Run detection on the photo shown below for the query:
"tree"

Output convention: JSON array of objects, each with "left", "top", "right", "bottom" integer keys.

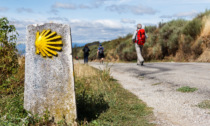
[{"left": 0, "top": 17, "right": 19, "bottom": 85}]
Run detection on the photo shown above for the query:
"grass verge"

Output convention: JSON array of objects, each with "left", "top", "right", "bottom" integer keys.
[
  {"left": 74, "top": 63, "right": 155, "bottom": 125},
  {"left": 176, "top": 86, "right": 198, "bottom": 93},
  {"left": 0, "top": 59, "right": 154, "bottom": 125}
]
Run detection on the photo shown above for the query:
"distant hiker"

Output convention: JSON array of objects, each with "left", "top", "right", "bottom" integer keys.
[
  {"left": 75, "top": 56, "right": 78, "bottom": 60},
  {"left": 97, "top": 44, "right": 105, "bottom": 64},
  {"left": 132, "top": 24, "right": 148, "bottom": 66},
  {"left": 82, "top": 45, "right": 90, "bottom": 64}
]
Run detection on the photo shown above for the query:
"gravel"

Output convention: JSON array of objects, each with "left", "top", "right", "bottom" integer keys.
[{"left": 90, "top": 62, "right": 210, "bottom": 126}]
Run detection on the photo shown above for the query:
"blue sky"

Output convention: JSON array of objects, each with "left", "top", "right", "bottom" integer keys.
[{"left": 0, "top": 0, "right": 210, "bottom": 44}]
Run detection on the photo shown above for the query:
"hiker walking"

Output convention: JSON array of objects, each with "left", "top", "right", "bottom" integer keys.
[
  {"left": 132, "top": 24, "right": 148, "bottom": 66},
  {"left": 82, "top": 44, "right": 90, "bottom": 64},
  {"left": 97, "top": 44, "right": 105, "bottom": 64}
]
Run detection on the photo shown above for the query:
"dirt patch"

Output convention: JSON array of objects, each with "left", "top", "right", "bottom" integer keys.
[{"left": 197, "top": 49, "right": 210, "bottom": 62}]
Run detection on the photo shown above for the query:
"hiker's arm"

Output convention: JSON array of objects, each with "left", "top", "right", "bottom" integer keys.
[
  {"left": 132, "top": 30, "right": 137, "bottom": 42},
  {"left": 145, "top": 32, "right": 148, "bottom": 40}
]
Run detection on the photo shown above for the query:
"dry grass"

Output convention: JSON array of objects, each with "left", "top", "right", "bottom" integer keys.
[
  {"left": 74, "top": 63, "right": 98, "bottom": 78},
  {"left": 201, "top": 16, "right": 210, "bottom": 36}
]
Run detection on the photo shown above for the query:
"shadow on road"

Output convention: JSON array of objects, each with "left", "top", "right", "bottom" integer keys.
[{"left": 125, "top": 64, "right": 171, "bottom": 77}]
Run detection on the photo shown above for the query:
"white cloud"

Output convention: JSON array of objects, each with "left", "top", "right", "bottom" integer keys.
[
  {"left": 181, "top": 0, "right": 210, "bottom": 4},
  {"left": 10, "top": 18, "right": 133, "bottom": 44},
  {"left": 94, "top": 19, "right": 122, "bottom": 28},
  {"left": 106, "top": 4, "right": 157, "bottom": 15},
  {"left": 174, "top": 11, "right": 198, "bottom": 18},
  {"left": 47, "top": 17, "right": 69, "bottom": 22},
  {"left": 68, "top": 19, "right": 133, "bottom": 43},
  {"left": 49, "top": 9, "right": 59, "bottom": 15},
  {"left": 121, "top": 18, "right": 136, "bottom": 24},
  {"left": 52, "top": 2, "right": 76, "bottom": 9},
  {"left": 131, "top": 6, "right": 157, "bottom": 15},
  {"left": 93, "top": 0, "right": 107, "bottom": 7},
  {"left": 79, "top": 4, "right": 92, "bottom": 9},
  {"left": 160, "top": 15, "right": 173, "bottom": 19},
  {"left": 16, "top": 8, "right": 33, "bottom": 13},
  {"left": 160, "top": 10, "right": 198, "bottom": 19},
  {"left": 0, "top": 7, "right": 8, "bottom": 12}
]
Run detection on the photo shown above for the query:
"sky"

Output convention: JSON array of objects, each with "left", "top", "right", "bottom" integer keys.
[{"left": 0, "top": 0, "right": 210, "bottom": 44}]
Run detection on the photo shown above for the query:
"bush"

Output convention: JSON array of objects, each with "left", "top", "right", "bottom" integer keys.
[
  {"left": 146, "top": 33, "right": 157, "bottom": 47},
  {"left": 196, "top": 9, "right": 210, "bottom": 19},
  {"left": 121, "top": 45, "right": 137, "bottom": 61},
  {"left": 182, "top": 18, "right": 203, "bottom": 39},
  {"left": 180, "top": 35, "right": 193, "bottom": 54},
  {"left": 0, "top": 17, "right": 19, "bottom": 85},
  {"left": 145, "top": 25, "right": 157, "bottom": 33},
  {"left": 191, "top": 38, "right": 203, "bottom": 57},
  {"left": 158, "top": 19, "right": 187, "bottom": 57}
]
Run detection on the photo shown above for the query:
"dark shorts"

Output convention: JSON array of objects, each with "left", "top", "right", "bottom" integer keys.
[{"left": 98, "top": 53, "right": 105, "bottom": 59}]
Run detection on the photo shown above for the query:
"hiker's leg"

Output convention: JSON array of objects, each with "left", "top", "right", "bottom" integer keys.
[
  {"left": 135, "top": 43, "right": 141, "bottom": 64},
  {"left": 101, "top": 58, "right": 104, "bottom": 64},
  {"left": 139, "top": 45, "right": 144, "bottom": 62},
  {"left": 86, "top": 56, "right": 88, "bottom": 63},
  {"left": 84, "top": 55, "right": 88, "bottom": 63}
]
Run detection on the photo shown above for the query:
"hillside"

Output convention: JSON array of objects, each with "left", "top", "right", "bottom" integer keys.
[{"left": 74, "top": 10, "right": 210, "bottom": 62}]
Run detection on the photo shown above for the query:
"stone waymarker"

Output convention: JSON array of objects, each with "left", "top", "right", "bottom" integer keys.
[{"left": 24, "top": 23, "right": 77, "bottom": 124}]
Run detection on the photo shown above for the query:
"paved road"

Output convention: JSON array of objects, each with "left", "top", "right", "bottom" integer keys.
[{"left": 90, "top": 62, "right": 210, "bottom": 126}]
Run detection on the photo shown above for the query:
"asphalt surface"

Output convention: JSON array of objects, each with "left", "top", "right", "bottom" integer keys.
[{"left": 89, "top": 62, "right": 210, "bottom": 126}]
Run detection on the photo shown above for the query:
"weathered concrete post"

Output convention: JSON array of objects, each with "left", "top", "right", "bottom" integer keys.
[{"left": 24, "top": 23, "right": 77, "bottom": 124}]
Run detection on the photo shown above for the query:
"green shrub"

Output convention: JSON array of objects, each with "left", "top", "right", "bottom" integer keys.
[
  {"left": 181, "top": 35, "right": 193, "bottom": 54},
  {"left": 121, "top": 45, "right": 137, "bottom": 61},
  {"left": 0, "top": 17, "right": 19, "bottom": 85},
  {"left": 146, "top": 33, "right": 157, "bottom": 47},
  {"left": 158, "top": 19, "right": 187, "bottom": 57},
  {"left": 158, "top": 22, "right": 166, "bottom": 28},
  {"left": 182, "top": 18, "right": 203, "bottom": 39},
  {"left": 145, "top": 25, "right": 157, "bottom": 33},
  {"left": 196, "top": 9, "right": 210, "bottom": 19}
]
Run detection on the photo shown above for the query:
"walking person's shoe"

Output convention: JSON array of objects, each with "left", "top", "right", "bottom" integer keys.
[{"left": 141, "top": 61, "right": 144, "bottom": 66}]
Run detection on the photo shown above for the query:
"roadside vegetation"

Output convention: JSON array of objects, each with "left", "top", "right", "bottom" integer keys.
[
  {"left": 176, "top": 86, "right": 198, "bottom": 93},
  {"left": 73, "top": 10, "right": 210, "bottom": 62},
  {"left": 74, "top": 63, "right": 154, "bottom": 125},
  {"left": 197, "top": 100, "right": 210, "bottom": 109}
]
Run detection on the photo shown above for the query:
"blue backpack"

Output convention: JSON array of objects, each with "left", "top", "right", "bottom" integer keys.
[{"left": 99, "top": 47, "right": 103, "bottom": 54}]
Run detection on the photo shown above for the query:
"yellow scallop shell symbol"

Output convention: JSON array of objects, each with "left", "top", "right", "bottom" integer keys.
[{"left": 35, "top": 29, "right": 62, "bottom": 57}]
